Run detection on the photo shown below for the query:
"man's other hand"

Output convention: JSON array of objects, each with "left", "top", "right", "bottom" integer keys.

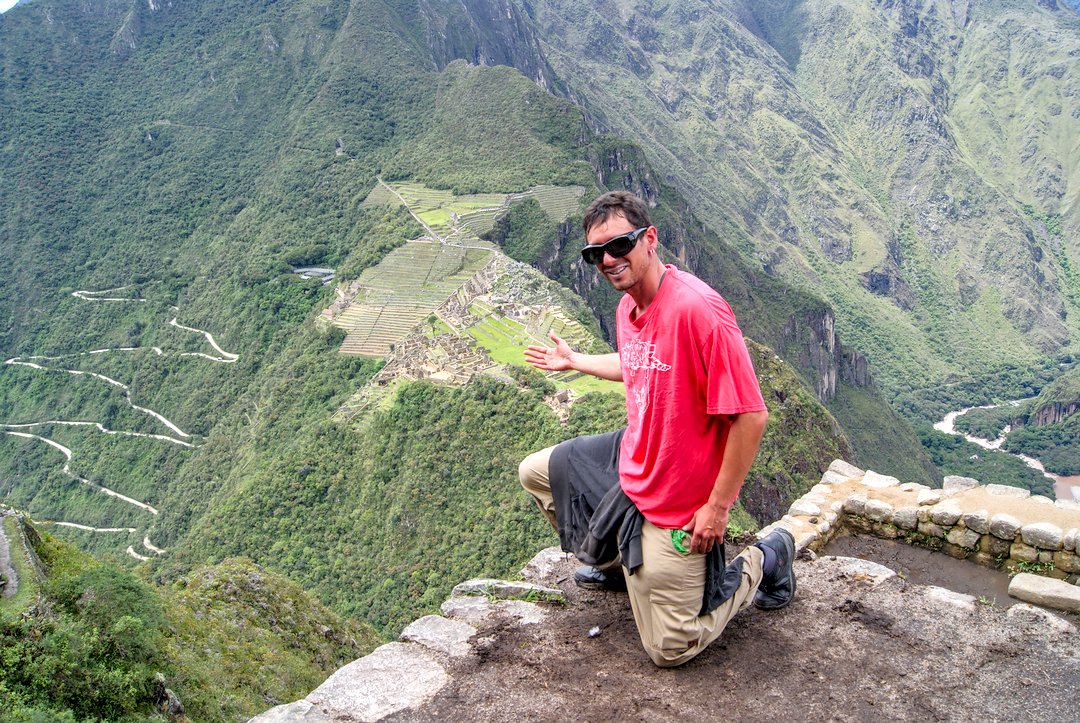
[
  {"left": 683, "top": 502, "right": 729, "bottom": 555},
  {"left": 524, "top": 332, "right": 575, "bottom": 372}
]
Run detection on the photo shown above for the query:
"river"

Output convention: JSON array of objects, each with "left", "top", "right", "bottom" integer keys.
[{"left": 934, "top": 399, "right": 1079, "bottom": 502}]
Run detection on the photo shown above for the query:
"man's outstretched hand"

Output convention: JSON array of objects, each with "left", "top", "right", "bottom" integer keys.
[{"left": 524, "top": 332, "right": 575, "bottom": 372}]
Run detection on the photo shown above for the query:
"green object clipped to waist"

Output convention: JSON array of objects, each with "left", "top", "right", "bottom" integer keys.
[{"left": 671, "top": 529, "right": 690, "bottom": 554}]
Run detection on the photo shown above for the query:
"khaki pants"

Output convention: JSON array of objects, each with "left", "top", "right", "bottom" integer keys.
[{"left": 518, "top": 445, "right": 764, "bottom": 668}]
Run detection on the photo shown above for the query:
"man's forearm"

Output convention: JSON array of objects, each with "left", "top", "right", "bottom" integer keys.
[
  {"left": 706, "top": 410, "right": 769, "bottom": 512},
  {"left": 569, "top": 351, "right": 623, "bottom": 381}
]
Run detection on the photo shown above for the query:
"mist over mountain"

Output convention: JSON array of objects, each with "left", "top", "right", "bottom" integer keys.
[{"left": 1, "top": 0, "right": 1077, "bottom": 716}]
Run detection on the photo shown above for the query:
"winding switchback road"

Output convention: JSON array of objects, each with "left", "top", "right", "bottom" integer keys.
[{"left": 1, "top": 288, "right": 242, "bottom": 558}]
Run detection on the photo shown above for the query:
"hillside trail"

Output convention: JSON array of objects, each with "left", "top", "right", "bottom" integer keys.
[{"left": 2, "top": 287, "right": 240, "bottom": 559}]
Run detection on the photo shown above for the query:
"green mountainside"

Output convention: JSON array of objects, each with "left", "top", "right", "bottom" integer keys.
[
  {"left": 523, "top": 0, "right": 1080, "bottom": 393},
  {"left": 0, "top": 0, "right": 858, "bottom": 630},
  {"left": 1, "top": 510, "right": 378, "bottom": 721}
]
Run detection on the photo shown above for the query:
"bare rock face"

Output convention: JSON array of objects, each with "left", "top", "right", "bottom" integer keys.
[
  {"left": 400, "top": 615, "right": 477, "bottom": 657},
  {"left": 306, "top": 643, "right": 449, "bottom": 722}
]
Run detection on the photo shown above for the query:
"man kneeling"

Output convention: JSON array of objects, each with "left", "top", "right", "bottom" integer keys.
[{"left": 518, "top": 191, "right": 795, "bottom": 667}]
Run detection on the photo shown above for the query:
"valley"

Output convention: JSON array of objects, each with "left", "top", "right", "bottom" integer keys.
[
  {"left": 935, "top": 399, "right": 1080, "bottom": 501},
  {"left": 0, "top": 0, "right": 1078, "bottom": 717}
]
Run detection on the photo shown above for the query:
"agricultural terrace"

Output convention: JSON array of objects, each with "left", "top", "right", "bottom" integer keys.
[
  {"left": 464, "top": 300, "right": 621, "bottom": 396},
  {"left": 333, "top": 242, "right": 492, "bottom": 357},
  {"left": 336, "top": 182, "right": 586, "bottom": 358}
]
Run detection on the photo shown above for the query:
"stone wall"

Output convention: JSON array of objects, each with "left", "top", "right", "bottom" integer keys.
[{"left": 760, "top": 460, "right": 1080, "bottom": 585}]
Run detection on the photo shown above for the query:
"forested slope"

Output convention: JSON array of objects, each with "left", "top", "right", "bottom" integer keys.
[
  {"left": 523, "top": 0, "right": 1080, "bottom": 397},
  {"left": 0, "top": 0, "right": 867, "bottom": 649}
]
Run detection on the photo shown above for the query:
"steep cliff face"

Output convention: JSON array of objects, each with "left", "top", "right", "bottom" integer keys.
[
  {"left": 420, "top": 0, "right": 561, "bottom": 91},
  {"left": 522, "top": 0, "right": 1080, "bottom": 392},
  {"left": 1030, "top": 401, "right": 1080, "bottom": 426}
]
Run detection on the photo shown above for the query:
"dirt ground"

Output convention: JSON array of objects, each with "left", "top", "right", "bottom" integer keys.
[{"left": 390, "top": 540, "right": 1080, "bottom": 722}]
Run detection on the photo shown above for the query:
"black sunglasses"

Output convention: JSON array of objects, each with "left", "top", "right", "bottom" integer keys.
[{"left": 580, "top": 227, "right": 649, "bottom": 265}]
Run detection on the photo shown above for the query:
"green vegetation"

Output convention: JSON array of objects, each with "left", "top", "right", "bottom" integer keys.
[
  {"left": 1004, "top": 417, "right": 1080, "bottom": 476},
  {"left": 0, "top": 517, "right": 170, "bottom": 720},
  {"left": 917, "top": 426, "right": 1053, "bottom": 498},
  {"left": 160, "top": 557, "right": 380, "bottom": 721},
  {"left": 484, "top": 198, "right": 554, "bottom": 265},
  {"left": 1, "top": 515, "right": 37, "bottom": 613},
  {"left": 0, "top": 516, "right": 377, "bottom": 722},
  {"left": 890, "top": 357, "right": 1072, "bottom": 426},
  {"left": 11, "top": 0, "right": 1073, "bottom": 714},
  {"left": 463, "top": 301, "right": 621, "bottom": 397},
  {"left": 952, "top": 403, "right": 1026, "bottom": 441}
]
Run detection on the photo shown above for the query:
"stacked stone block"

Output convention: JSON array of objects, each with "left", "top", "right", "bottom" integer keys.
[{"left": 758, "top": 460, "right": 1080, "bottom": 587}]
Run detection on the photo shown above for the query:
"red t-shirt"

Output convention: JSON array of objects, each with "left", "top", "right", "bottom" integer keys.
[{"left": 616, "top": 266, "right": 766, "bottom": 528}]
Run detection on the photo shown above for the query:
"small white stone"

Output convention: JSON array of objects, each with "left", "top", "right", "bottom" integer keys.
[
  {"left": 1020, "top": 522, "right": 1064, "bottom": 551},
  {"left": 860, "top": 470, "right": 901, "bottom": 489},
  {"left": 985, "top": 484, "right": 1031, "bottom": 499},
  {"left": 810, "top": 484, "right": 832, "bottom": 495},
  {"left": 899, "top": 482, "right": 929, "bottom": 493},
  {"left": 989, "top": 513, "right": 1022, "bottom": 540},
  {"left": 942, "top": 475, "right": 980, "bottom": 495},
  {"left": 864, "top": 499, "right": 894, "bottom": 523},
  {"left": 789, "top": 499, "right": 822, "bottom": 517},
  {"left": 830, "top": 500, "right": 845, "bottom": 514},
  {"left": 1064, "top": 528, "right": 1079, "bottom": 552},
  {"left": 925, "top": 586, "right": 977, "bottom": 610},
  {"left": 1056, "top": 499, "right": 1080, "bottom": 511},
  {"left": 917, "top": 489, "right": 943, "bottom": 506},
  {"left": 823, "top": 510, "right": 838, "bottom": 525},
  {"left": 1029, "top": 495, "right": 1054, "bottom": 505},
  {"left": 828, "top": 459, "right": 865, "bottom": 479}
]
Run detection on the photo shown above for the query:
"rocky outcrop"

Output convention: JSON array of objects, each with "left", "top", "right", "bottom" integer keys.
[
  {"left": 421, "top": 0, "right": 561, "bottom": 92},
  {"left": 252, "top": 512, "right": 1079, "bottom": 721},
  {"left": 1030, "top": 401, "right": 1079, "bottom": 427}
]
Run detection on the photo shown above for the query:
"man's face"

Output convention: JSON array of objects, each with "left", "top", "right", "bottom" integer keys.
[{"left": 585, "top": 213, "right": 654, "bottom": 293}]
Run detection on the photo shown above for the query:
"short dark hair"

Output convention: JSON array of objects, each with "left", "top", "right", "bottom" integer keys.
[{"left": 582, "top": 191, "right": 651, "bottom": 235}]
